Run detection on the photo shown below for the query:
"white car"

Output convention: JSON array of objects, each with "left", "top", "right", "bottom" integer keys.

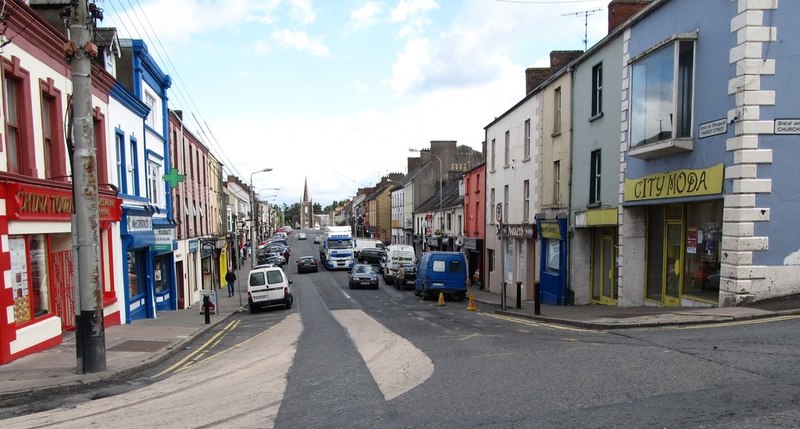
[
  {"left": 298, "top": 232, "right": 307, "bottom": 240},
  {"left": 247, "top": 265, "right": 293, "bottom": 313}
]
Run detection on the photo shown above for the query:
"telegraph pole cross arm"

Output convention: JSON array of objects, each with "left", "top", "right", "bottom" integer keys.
[{"left": 164, "top": 169, "right": 185, "bottom": 187}]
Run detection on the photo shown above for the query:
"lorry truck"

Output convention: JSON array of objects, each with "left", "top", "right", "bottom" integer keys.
[
  {"left": 319, "top": 225, "right": 355, "bottom": 270},
  {"left": 381, "top": 244, "right": 416, "bottom": 285}
]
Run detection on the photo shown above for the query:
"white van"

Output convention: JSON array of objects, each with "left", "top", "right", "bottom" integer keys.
[
  {"left": 381, "top": 245, "right": 416, "bottom": 285},
  {"left": 353, "top": 238, "right": 385, "bottom": 259},
  {"left": 247, "top": 265, "right": 293, "bottom": 313}
]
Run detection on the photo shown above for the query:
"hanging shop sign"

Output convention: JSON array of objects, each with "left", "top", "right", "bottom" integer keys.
[
  {"left": 6, "top": 183, "right": 122, "bottom": 222},
  {"left": 188, "top": 240, "right": 199, "bottom": 253},
  {"left": 624, "top": 163, "right": 724, "bottom": 202}
]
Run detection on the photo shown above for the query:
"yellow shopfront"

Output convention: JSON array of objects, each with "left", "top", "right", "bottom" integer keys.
[{"left": 625, "top": 164, "right": 724, "bottom": 307}]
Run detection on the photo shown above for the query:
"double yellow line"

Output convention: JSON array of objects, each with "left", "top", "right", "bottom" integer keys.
[{"left": 154, "top": 320, "right": 240, "bottom": 378}]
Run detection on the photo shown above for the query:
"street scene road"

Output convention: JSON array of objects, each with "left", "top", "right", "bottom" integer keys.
[{"left": 3, "top": 233, "right": 800, "bottom": 428}]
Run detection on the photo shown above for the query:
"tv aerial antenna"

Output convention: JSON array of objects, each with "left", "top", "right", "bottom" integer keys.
[{"left": 562, "top": 8, "right": 603, "bottom": 51}]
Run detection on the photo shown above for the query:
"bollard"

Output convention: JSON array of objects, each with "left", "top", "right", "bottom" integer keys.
[
  {"left": 501, "top": 281, "right": 507, "bottom": 310},
  {"left": 516, "top": 281, "right": 522, "bottom": 309},
  {"left": 534, "top": 281, "right": 541, "bottom": 316},
  {"left": 203, "top": 296, "right": 211, "bottom": 324}
]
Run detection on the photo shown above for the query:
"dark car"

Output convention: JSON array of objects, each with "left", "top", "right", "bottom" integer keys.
[
  {"left": 296, "top": 256, "right": 319, "bottom": 273},
  {"left": 395, "top": 263, "right": 417, "bottom": 290},
  {"left": 358, "top": 248, "right": 385, "bottom": 267},
  {"left": 349, "top": 264, "right": 379, "bottom": 289}
]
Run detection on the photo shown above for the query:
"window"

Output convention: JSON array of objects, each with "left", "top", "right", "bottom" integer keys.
[
  {"left": 145, "top": 92, "right": 156, "bottom": 128},
  {"left": 523, "top": 119, "right": 531, "bottom": 159},
  {"left": 10, "top": 236, "right": 51, "bottom": 324},
  {"left": 127, "top": 138, "right": 138, "bottom": 195},
  {"left": 41, "top": 78, "right": 68, "bottom": 181},
  {"left": 631, "top": 39, "right": 695, "bottom": 147},
  {"left": 504, "top": 130, "right": 510, "bottom": 167},
  {"left": 41, "top": 96, "right": 54, "bottom": 175},
  {"left": 3, "top": 57, "right": 34, "bottom": 176},
  {"left": 503, "top": 185, "right": 509, "bottom": 223},
  {"left": 590, "top": 150, "right": 601, "bottom": 204},
  {"left": 147, "top": 159, "right": 163, "bottom": 206},
  {"left": 591, "top": 62, "right": 603, "bottom": 117},
  {"left": 4, "top": 76, "right": 22, "bottom": 173},
  {"left": 490, "top": 188, "right": 495, "bottom": 224},
  {"left": 93, "top": 109, "right": 108, "bottom": 187},
  {"left": 115, "top": 132, "right": 125, "bottom": 190},
  {"left": 553, "top": 87, "right": 562, "bottom": 135},
  {"left": 546, "top": 239, "right": 560, "bottom": 272},
  {"left": 523, "top": 179, "right": 530, "bottom": 221},
  {"left": 490, "top": 138, "right": 496, "bottom": 171},
  {"left": 553, "top": 161, "right": 561, "bottom": 205}
]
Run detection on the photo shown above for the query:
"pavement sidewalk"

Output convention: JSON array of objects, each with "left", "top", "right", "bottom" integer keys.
[
  {"left": 1, "top": 268, "right": 799, "bottom": 402},
  {"left": 0, "top": 263, "right": 251, "bottom": 402}
]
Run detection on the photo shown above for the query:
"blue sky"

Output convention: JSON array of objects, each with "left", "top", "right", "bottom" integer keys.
[{"left": 105, "top": 0, "right": 609, "bottom": 207}]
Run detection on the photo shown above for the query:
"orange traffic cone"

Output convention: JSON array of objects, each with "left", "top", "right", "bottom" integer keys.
[
  {"left": 466, "top": 294, "right": 477, "bottom": 311},
  {"left": 437, "top": 292, "right": 446, "bottom": 306}
]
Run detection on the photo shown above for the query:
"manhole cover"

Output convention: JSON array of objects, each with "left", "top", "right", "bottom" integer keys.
[{"left": 107, "top": 340, "right": 170, "bottom": 352}]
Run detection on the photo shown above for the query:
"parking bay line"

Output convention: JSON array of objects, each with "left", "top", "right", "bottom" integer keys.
[
  {"left": 154, "top": 320, "right": 240, "bottom": 377},
  {"left": 479, "top": 312, "right": 600, "bottom": 333}
]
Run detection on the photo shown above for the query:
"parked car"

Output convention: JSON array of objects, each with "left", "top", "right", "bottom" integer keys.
[
  {"left": 358, "top": 248, "right": 385, "bottom": 267},
  {"left": 349, "top": 264, "right": 379, "bottom": 289},
  {"left": 296, "top": 256, "right": 319, "bottom": 273},
  {"left": 298, "top": 232, "right": 307, "bottom": 240},
  {"left": 415, "top": 252, "right": 468, "bottom": 301},
  {"left": 395, "top": 263, "right": 417, "bottom": 290},
  {"left": 247, "top": 265, "right": 293, "bottom": 312}
]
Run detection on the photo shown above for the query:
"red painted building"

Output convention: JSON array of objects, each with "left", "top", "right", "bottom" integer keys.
[{"left": 463, "top": 163, "right": 486, "bottom": 286}]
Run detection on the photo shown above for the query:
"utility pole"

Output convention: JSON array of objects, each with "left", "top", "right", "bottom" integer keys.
[{"left": 68, "top": 0, "right": 105, "bottom": 373}]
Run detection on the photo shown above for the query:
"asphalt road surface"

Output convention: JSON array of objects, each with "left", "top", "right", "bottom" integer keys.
[{"left": 4, "top": 232, "right": 800, "bottom": 428}]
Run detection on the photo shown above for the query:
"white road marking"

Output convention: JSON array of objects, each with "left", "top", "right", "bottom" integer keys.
[{"left": 332, "top": 309, "right": 434, "bottom": 401}]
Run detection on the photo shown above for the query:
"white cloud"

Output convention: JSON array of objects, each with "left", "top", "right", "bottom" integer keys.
[
  {"left": 389, "top": 0, "right": 438, "bottom": 22},
  {"left": 352, "top": 80, "right": 370, "bottom": 92},
  {"left": 386, "top": 38, "right": 430, "bottom": 94},
  {"left": 348, "top": 1, "right": 382, "bottom": 30},
  {"left": 271, "top": 29, "right": 331, "bottom": 57},
  {"left": 290, "top": 0, "right": 317, "bottom": 25}
]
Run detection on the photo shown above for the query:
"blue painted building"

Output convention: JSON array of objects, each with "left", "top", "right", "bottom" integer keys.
[
  {"left": 113, "top": 39, "right": 176, "bottom": 321},
  {"left": 618, "top": 0, "right": 800, "bottom": 307}
]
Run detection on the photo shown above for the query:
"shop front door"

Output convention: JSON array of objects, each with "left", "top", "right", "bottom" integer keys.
[
  {"left": 52, "top": 250, "right": 75, "bottom": 330},
  {"left": 663, "top": 221, "right": 683, "bottom": 307},
  {"left": 591, "top": 229, "right": 617, "bottom": 305}
]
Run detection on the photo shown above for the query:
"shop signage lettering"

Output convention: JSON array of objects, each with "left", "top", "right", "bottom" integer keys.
[
  {"left": 540, "top": 222, "right": 561, "bottom": 240},
  {"left": 188, "top": 240, "right": 199, "bottom": 253},
  {"left": 775, "top": 118, "right": 800, "bottom": 135},
  {"left": 7, "top": 183, "right": 122, "bottom": 221},
  {"left": 128, "top": 216, "right": 153, "bottom": 232},
  {"left": 507, "top": 225, "right": 535, "bottom": 239},
  {"left": 624, "top": 164, "right": 724, "bottom": 202}
]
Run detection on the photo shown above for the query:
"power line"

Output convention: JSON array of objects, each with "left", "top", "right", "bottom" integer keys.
[{"left": 104, "top": 0, "right": 245, "bottom": 182}]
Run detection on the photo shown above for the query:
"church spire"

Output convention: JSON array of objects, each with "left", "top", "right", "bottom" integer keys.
[{"left": 303, "top": 177, "right": 310, "bottom": 202}]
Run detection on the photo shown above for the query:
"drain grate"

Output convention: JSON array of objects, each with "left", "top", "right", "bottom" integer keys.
[{"left": 107, "top": 340, "right": 170, "bottom": 352}]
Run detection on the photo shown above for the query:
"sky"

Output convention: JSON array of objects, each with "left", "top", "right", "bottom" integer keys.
[{"left": 104, "top": 0, "right": 611, "bottom": 208}]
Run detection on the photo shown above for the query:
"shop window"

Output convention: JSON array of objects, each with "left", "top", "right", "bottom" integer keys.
[
  {"left": 127, "top": 251, "right": 143, "bottom": 299},
  {"left": 10, "top": 236, "right": 51, "bottom": 324},
  {"left": 630, "top": 37, "right": 695, "bottom": 158},
  {"left": 154, "top": 258, "right": 169, "bottom": 294},
  {"left": 683, "top": 201, "right": 722, "bottom": 299},
  {"left": 546, "top": 239, "right": 560, "bottom": 273}
]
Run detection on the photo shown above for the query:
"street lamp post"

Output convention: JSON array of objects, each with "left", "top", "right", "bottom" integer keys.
[
  {"left": 409, "top": 148, "right": 443, "bottom": 242},
  {"left": 250, "top": 168, "right": 273, "bottom": 270}
]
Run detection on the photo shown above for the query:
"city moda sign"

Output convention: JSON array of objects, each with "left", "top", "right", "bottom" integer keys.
[
  {"left": 624, "top": 164, "right": 724, "bottom": 202},
  {"left": 5, "top": 183, "right": 122, "bottom": 221}
]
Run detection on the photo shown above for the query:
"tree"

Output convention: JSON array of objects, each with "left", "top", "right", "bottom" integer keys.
[{"left": 283, "top": 202, "right": 300, "bottom": 227}]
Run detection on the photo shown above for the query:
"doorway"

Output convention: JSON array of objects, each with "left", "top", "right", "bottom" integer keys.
[{"left": 591, "top": 228, "right": 617, "bottom": 305}]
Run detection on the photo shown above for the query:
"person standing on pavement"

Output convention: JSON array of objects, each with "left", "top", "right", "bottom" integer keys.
[
  {"left": 225, "top": 270, "right": 237, "bottom": 297},
  {"left": 472, "top": 268, "right": 481, "bottom": 289}
]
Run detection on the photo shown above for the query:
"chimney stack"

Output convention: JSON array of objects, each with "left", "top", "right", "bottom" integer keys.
[{"left": 608, "top": 0, "right": 651, "bottom": 33}]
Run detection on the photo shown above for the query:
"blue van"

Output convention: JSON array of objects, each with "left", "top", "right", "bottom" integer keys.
[{"left": 415, "top": 252, "right": 469, "bottom": 301}]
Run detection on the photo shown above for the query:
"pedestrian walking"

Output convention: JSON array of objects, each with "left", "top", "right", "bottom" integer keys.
[
  {"left": 284, "top": 248, "right": 290, "bottom": 265},
  {"left": 225, "top": 270, "right": 237, "bottom": 297}
]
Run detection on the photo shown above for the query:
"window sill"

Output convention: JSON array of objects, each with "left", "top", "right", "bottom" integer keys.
[
  {"left": 589, "top": 112, "right": 604, "bottom": 122},
  {"left": 551, "top": 131, "right": 562, "bottom": 138},
  {"left": 628, "top": 138, "right": 693, "bottom": 160},
  {"left": 522, "top": 156, "right": 531, "bottom": 163},
  {"left": 587, "top": 202, "right": 602, "bottom": 209},
  {"left": 503, "top": 164, "right": 510, "bottom": 169}
]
